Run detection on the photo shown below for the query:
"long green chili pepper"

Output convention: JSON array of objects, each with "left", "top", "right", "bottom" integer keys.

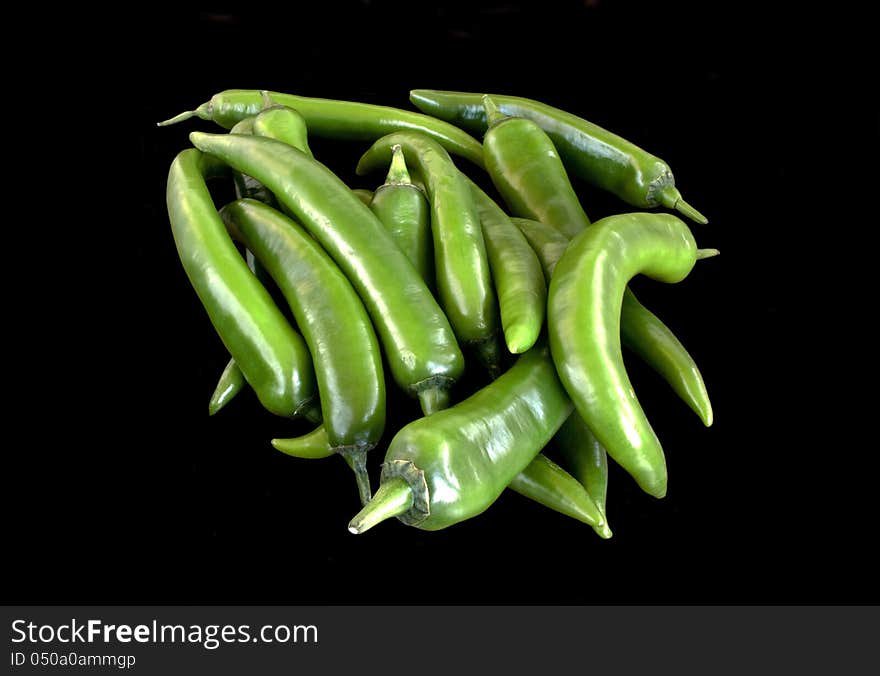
[
  {"left": 189, "top": 132, "right": 465, "bottom": 415},
  {"left": 356, "top": 131, "right": 501, "bottom": 373},
  {"left": 509, "top": 453, "right": 610, "bottom": 538},
  {"left": 409, "top": 89, "right": 707, "bottom": 223},
  {"left": 481, "top": 96, "right": 590, "bottom": 240},
  {"left": 220, "top": 199, "right": 385, "bottom": 504},
  {"left": 548, "top": 212, "right": 717, "bottom": 497},
  {"left": 466, "top": 178, "right": 546, "bottom": 355},
  {"left": 368, "top": 144, "right": 433, "bottom": 284},
  {"left": 512, "top": 216, "right": 713, "bottom": 427},
  {"left": 209, "top": 103, "right": 311, "bottom": 416},
  {"left": 166, "top": 148, "right": 318, "bottom": 420},
  {"left": 159, "top": 88, "right": 485, "bottom": 169},
  {"left": 347, "top": 343, "right": 595, "bottom": 533}
]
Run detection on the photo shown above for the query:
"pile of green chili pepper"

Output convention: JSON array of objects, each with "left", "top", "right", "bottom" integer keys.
[{"left": 161, "top": 88, "right": 718, "bottom": 539}]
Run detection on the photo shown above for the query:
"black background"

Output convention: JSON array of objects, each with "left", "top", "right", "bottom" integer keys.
[{"left": 7, "top": 1, "right": 876, "bottom": 605}]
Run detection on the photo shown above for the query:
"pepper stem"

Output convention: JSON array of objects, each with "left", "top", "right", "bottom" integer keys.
[
  {"left": 348, "top": 477, "right": 413, "bottom": 534},
  {"left": 418, "top": 387, "right": 449, "bottom": 415},
  {"left": 384, "top": 144, "right": 412, "bottom": 185},
  {"left": 259, "top": 90, "right": 275, "bottom": 110},
  {"left": 657, "top": 185, "right": 708, "bottom": 224},
  {"left": 482, "top": 94, "right": 507, "bottom": 128},
  {"left": 341, "top": 450, "right": 373, "bottom": 506},
  {"left": 696, "top": 248, "right": 720, "bottom": 260},
  {"left": 157, "top": 110, "right": 195, "bottom": 126},
  {"left": 157, "top": 101, "right": 214, "bottom": 127},
  {"left": 674, "top": 196, "right": 709, "bottom": 225}
]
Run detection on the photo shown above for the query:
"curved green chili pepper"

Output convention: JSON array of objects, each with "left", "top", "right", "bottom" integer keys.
[
  {"left": 509, "top": 453, "right": 609, "bottom": 538},
  {"left": 466, "top": 178, "right": 546, "bottom": 355},
  {"left": 548, "top": 212, "right": 717, "bottom": 498},
  {"left": 221, "top": 199, "right": 385, "bottom": 504},
  {"left": 368, "top": 144, "right": 433, "bottom": 284},
  {"left": 357, "top": 131, "right": 501, "bottom": 373},
  {"left": 159, "top": 88, "right": 485, "bottom": 169},
  {"left": 348, "top": 343, "right": 589, "bottom": 533},
  {"left": 482, "top": 95, "right": 707, "bottom": 425},
  {"left": 409, "top": 89, "right": 707, "bottom": 223},
  {"left": 481, "top": 96, "right": 590, "bottom": 240},
  {"left": 512, "top": 216, "right": 713, "bottom": 427},
  {"left": 166, "top": 148, "right": 318, "bottom": 420},
  {"left": 189, "top": 131, "right": 465, "bottom": 415}
]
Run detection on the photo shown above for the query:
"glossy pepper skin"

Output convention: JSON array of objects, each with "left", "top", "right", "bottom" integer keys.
[
  {"left": 348, "top": 343, "right": 576, "bottom": 533},
  {"left": 159, "top": 88, "right": 485, "bottom": 170},
  {"left": 466, "top": 178, "right": 546, "bottom": 355},
  {"left": 368, "top": 144, "right": 433, "bottom": 285},
  {"left": 210, "top": 105, "right": 312, "bottom": 416},
  {"left": 357, "top": 131, "right": 501, "bottom": 372},
  {"left": 188, "top": 132, "right": 465, "bottom": 415},
  {"left": 409, "top": 89, "right": 707, "bottom": 223},
  {"left": 512, "top": 216, "right": 713, "bottom": 427},
  {"left": 166, "top": 148, "right": 317, "bottom": 420},
  {"left": 548, "top": 213, "right": 707, "bottom": 498},
  {"left": 481, "top": 96, "right": 590, "bottom": 240},
  {"left": 220, "top": 199, "right": 385, "bottom": 504}
]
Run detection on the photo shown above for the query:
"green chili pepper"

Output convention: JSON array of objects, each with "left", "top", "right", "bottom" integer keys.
[
  {"left": 220, "top": 198, "right": 385, "bottom": 504},
  {"left": 166, "top": 148, "right": 318, "bottom": 420},
  {"left": 481, "top": 96, "right": 590, "bottom": 240},
  {"left": 466, "top": 178, "right": 546, "bottom": 355},
  {"left": 409, "top": 89, "right": 707, "bottom": 223},
  {"left": 189, "top": 131, "right": 464, "bottom": 415},
  {"left": 512, "top": 216, "right": 713, "bottom": 427},
  {"left": 367, "top": 144, "right": 433, "bottom": 285},
  {"left": 159, "top": 88, "right": 485, "bottom": 169},
  {"left": 347, "top": 343, "right": 586, "bottom": 533},
  {"left": 209, "top": 103, "right": 311, "bottom": 416},
  {"left": 509, "top": 453, "right": 610, "bottom": 538},
  {"left": 548, "top": 212, "right": 717, "bottom": 497},
  {"left": 356, "top": 131, "right": 501, "bottom": 373}
]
